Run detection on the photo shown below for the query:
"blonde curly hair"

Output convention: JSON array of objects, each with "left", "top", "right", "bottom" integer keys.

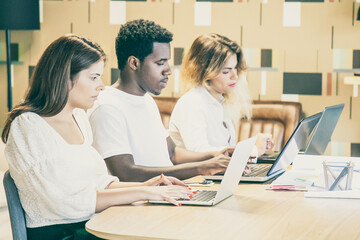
[{"left": 181, "top": 33, "right": 252, "bottom": 122}]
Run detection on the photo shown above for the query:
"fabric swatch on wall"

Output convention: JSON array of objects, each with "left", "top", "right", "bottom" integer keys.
[
  {"left": 29, "top": 65, "right": 35, "bottom": 81},
  {"left": 196, "top": 0, "right": 232, "bottom": 2},
  {"left": 111, "top": 0, "right": 145, "bottom": 1},
  {"left": 351, "top": 143, "right": 360, "bottom": 157},
  {"left": 194, "top": 2, "right": 211, "bottom": 26},
  {"left": 174, "top": 48, "right": 184, "bottom": 66},
  {"left": 281, "top": 94, "right": 299, "bottom": 102},
  {"left": 333, "top": 49, "right": 347, "bottom": 69},
  {"left": 353, "top": 50, "right": 360, "bottom": 69},
  {"left": 326, "top": 72, "right": 332, "bottom": 96},
  {"left": 261, "top": 49, "right": 272, "bottom": 68},
  {"left": 260, "top": 71, "right": 267, "bottom": 95},
  {"left": 283, "top": 72, "right": 322, "bottom": 95},
  {"left": 10, "top": 43, "right": 19, "bottom": 61},
  {"left": 285, "top": 0, "right": 324, "bottom": 2},
  {"left": 243, "top": 48, "right": 255, "bottom": 68},
  {"left": 243, "top": 48, "right": 261, "bottom": 68},
  {"left": 283, "top": 2, "right": 301, "bottom": 27},
  {"left": 111, "top": 68, "right": 120, "bottom": 85},
  {"left": 331, "top": 142, "right": 344, "bottom": 156},
  {"left": 333, "top": 49, "right": 354, "bottom": 71},
  {"left": 109, "top": 1, "right": 126, "bottom": 25}
]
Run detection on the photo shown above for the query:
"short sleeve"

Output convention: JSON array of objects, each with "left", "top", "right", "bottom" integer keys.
[
  {"left": 89, "top": 104, "right": 133, "bottom": 159},
  {"left": 5, "top": 113, "right": 55, "bottom": 172}
]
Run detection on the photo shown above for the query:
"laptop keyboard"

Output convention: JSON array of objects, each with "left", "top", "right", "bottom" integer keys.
[
  {"left": 180, "top": 190, "right": 217, "bottom": 202},
  {"left": 244, "top": 164, "right": 272, "bottom": 177}
]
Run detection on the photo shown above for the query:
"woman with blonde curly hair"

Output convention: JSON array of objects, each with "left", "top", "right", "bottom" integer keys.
[{"left": 169, "top": 33, "right": 272, "bottom": 155}]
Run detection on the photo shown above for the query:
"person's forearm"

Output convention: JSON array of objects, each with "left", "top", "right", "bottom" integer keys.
[
  {"left": 105, "top": 154, "right": 205, "bottom": 182},
  {"left": 172, "top": 147, "right": 214, "bottom": 164},
  {"left": 107, "top": 181, "right": 144, "bottom": 189},
  {"left": 116, "top": 162, "right": 202, "bottom": 182},
  {"left": 96, "top": 187, "right": 149, "bottom": 213}
]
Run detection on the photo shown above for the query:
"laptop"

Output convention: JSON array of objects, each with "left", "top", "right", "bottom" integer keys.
[
  {"left": 204, "top": 112, "right": 322, "bottom": 182},
  {"left": 150, "top": 136, "right": 257, "bottom": 206},
  {"left": 259, "top": 104, "right": 344, "bottom": 161},
  {"left": 302, "top": 104, "right": 344, "bottom": 155}
]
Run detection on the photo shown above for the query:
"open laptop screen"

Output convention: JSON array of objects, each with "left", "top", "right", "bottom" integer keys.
[
  {"left": 267, "top": 113, "right": 322, "bottom": 175},
  {"left": 304, "top": 104, "right": 344, "bottom": 155}
]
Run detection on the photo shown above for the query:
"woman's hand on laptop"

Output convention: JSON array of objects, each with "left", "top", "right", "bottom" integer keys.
[
  {"left": 143, "top": 174, "right": 186, "bottom": 187},
  {"left": 145, "top": 185, "right": 194, "bottom": 206}
]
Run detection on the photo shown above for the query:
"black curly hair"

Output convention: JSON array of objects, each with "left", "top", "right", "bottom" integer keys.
[{"left": 115, "top": 19, "right": 173, "bottom": 70}]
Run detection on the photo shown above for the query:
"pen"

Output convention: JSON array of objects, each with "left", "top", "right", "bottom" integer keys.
[
  {"left": 270, "top": 185, "right": 307, "bottom": 189},
  {"left": 271, "top": 185, "right": 295, "bottom": 187}
]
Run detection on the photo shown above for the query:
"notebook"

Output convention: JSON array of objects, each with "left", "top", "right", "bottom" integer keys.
[
  {"left": 149, "top": 136, "right": 257, "bottom": 206},
  {"left": 303, "top": 104, "right": 344, "bottom": 155},
  {"left": 204, "top": 112, "right": 322, "bottom": 182}
]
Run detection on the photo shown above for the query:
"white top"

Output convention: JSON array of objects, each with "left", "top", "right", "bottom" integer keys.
[
  {"left": 5, "top": 109, "right": 118, "bottom": 228},
  {"left": 169, "top": 86, "right": 236, "bottom": 152},
  {"left": 88, "top": 86, "right": 173, "bottom": 167}
]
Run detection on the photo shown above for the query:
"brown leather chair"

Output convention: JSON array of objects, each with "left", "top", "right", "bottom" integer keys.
[
  {"left": 153, "top": 97, "right": 179, "bottom": 129},
  {"left": 154, "top": 97, "right": 302, "bottom": 151},
  {"left": 237, "top": 100, "right": 302, "bottom": 151}
]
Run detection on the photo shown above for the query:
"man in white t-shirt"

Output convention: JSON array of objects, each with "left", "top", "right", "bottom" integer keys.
[{"left": 88, "top": 19, "right": 231, "bottom": 181}]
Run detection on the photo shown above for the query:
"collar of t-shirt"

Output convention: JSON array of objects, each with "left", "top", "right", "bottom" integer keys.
[{"left": 108, "top": 86, "right": 147, "bottom": 104}]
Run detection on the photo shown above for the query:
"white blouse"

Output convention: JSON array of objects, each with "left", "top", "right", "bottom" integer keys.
[
  {"left": 5, "top": 109, "right": 118, "bottom": 228},
  {"left": 169, "top": 86, "right": 236, "bottom": 152}
]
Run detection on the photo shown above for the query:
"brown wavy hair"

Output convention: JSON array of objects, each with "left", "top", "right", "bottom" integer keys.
[{"left": 2, "top": 34, "right": 106, "bottom": 143}]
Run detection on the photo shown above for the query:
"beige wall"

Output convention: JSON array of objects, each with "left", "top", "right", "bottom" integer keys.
[{"left": 0, "top": 0, "right": 359, "bottom": 155}]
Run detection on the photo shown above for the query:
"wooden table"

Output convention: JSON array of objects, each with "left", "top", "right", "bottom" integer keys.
[{"left": 86, "top": 182, "right": 360, "bottom": 240}]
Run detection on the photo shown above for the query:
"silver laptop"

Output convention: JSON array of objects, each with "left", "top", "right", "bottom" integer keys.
[
  {"left": 259, "top": 104, "right": 344, "bottom": 161},
  {"left": 149, "top": 136, "right": 257, "bottom": 206},
  {"left": 303, "top": 104, "right": 344, "bottom": 155},
  {"left": 204, "top": 113, "right": 322, "bottom": 182}
]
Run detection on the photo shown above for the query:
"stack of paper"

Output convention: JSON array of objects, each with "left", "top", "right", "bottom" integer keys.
[
  {"left": 268, "top": 154, "right": 360, "bottom": 198},
  {"left": 269, "top": 170, "right": 317, "bottom": 191}
]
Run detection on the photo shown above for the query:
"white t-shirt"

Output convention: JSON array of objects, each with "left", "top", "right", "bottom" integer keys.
[
  {"left": 88, "top": 86, "right": 173, "bottom": 167},
  {"left": 5, "top": 109, "right": 118, "bottom": 228},
  {"left": 169, "top": 86, "right": 236, "bottom": 152}
]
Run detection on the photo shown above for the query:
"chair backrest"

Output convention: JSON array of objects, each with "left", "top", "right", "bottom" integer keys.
[
  {"left": 153, "top": 97, "right": 179, "bottom": 129},
  {"left": 237, "top": 100, "right": 302, "bottom": 151},
  {"left": 3, "top": 170, "right": 27, "bottom": 240},
  {"left": 154, "top": 97, "right": 302, "bottom": 152}
]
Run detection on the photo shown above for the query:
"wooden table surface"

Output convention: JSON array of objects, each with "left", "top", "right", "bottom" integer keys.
[{"left": 86, "top": 181, "right": 360, "bottom": 240}]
